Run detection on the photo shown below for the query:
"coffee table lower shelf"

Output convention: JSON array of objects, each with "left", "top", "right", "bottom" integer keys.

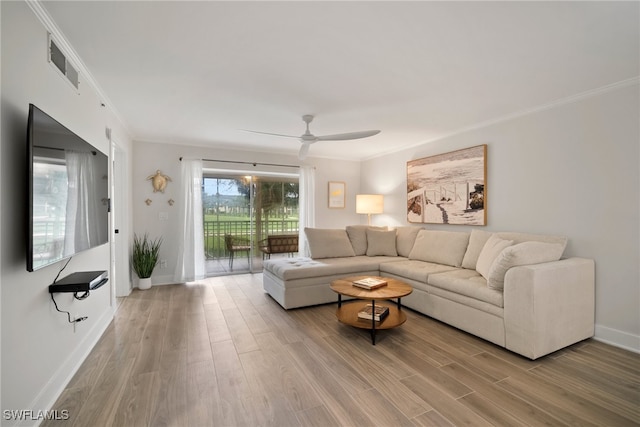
[{"left": 335, "top": 301, "right": 407, "bottom": 344}]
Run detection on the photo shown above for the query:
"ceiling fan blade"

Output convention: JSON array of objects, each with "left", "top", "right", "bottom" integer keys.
[
  {"left": 298, "top": 142, "right": 311, "bottom": 160},
  {"left": 316, "top": 130, "right": 381, "bottom": 141},
  {"left": 242, "top": 129, "right": 300, "bottom": 139}
]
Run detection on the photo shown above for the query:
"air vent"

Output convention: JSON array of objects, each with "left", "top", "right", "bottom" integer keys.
[{"left": 48, "top": 33, "right": 79, "bottom": 90}]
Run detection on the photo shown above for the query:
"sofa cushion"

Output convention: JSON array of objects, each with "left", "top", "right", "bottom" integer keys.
[
  {"left": 408, "top": 229, "right": 470, "bottom": 267},
  {"left": 427, "top": 269, "right": 504, "bottom": 308},
  {"left": 264, "top": 256, "right": 390, "bottom": 281},
  {"left": 461, "top": 229, "right": 493, "bottom": 269},
  {"left": 304, "top": 228, "right": 356, "bottom": 259},
  {"left": 487, "top": 241, "right": 565, "bottom": 290},
  {"left": 476, "top": 235, "right": 514, "bottom": 279},
  {"left": 366, "top": 229, "right": 398, "bottom": 257},
  {"left": 394, "top": 226, "right": 422, "bottom": 257},
  {"left": 346, "top": 225, "right": 387, "bottom": 255},
  {"left": 380, "top": 259, "right": 458, "bottom": 283}
]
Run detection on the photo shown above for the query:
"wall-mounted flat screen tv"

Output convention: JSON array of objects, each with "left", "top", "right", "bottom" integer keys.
[{"left": 27, "top": 104, "right": 109, "bottom": 272}]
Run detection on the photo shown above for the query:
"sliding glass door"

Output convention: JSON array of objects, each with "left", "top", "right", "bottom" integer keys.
[{"left": 202, "top": 171, "right": 299, "bottom": 276}]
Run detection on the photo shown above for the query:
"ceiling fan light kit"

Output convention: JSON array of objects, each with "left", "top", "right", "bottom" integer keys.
[{"left": 246, "top": 115, "right": 381, "bottom": 160}]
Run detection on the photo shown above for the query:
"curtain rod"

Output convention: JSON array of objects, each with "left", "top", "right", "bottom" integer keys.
[
  {"left": 179, "top": 157, "right": 299, "bottom": 169},
  {"left": 35, "top": 146, "right": 96, "bottom": 155}
]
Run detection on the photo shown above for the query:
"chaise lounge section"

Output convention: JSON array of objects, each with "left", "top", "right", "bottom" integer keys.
[{"left": 263, "top": 225, "right": 595, "bottom": 359}]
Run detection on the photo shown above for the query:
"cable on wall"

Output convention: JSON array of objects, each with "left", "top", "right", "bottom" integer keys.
[{"left": 50, "top": 257, "right": 88, "bottom": 324}]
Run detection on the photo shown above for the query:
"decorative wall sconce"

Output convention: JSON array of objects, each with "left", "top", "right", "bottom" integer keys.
[
  {"left": 168, "top": 199, "right": 175, "bottom": 206},
  {"left": 145, "top": 199, "right": 152, "bottom": 206}
]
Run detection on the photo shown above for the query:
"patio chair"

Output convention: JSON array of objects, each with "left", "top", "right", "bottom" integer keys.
[
  {"left": 224, "top": 234, "right": 251, "bottom": 270},
  {"left": 258, "top": 234, "right": 299, "bottom": 259}
]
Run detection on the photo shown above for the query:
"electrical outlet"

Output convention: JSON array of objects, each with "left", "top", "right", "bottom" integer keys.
[
  {"left": 160, "top": 260, "right": 167, "bottom": 269},
  {"left": 159, "top": 212, "right": 169, "bottom": 221}
]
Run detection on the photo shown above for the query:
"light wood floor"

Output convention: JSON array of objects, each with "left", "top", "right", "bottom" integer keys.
[{"left": 44, "top": 274, "right": 640, "bottom": 427}]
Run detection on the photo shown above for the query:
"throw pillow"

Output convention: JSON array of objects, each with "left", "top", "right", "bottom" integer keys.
[
  {"left": 366, "top": 229, "right": 398, "bottom": 257},
  {"left": 475, "top": 235, "right": 514, "bottom": 279},
  {"left": 461, "top": 229, "right": 493, "bottom": 269},
  {"left": 495, "top": 231, "right": 568, "bottom": 248},
  {"left": 346, "top": 225, "right": 387, "bottom": 255},
  {"left": 408, "top": 229, "right": 470, "bottom": 267},
  {"left": 394, "top": 226, "right": 422, "bottom": 257},
  {"left": 487, "top": 241, "right": 565, "bottom": 290},
  {"left": 304, "top": 228, "right": 356, "bottom": 259}
]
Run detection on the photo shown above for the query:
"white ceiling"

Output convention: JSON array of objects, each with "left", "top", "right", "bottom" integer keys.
[{"left": 41, "top": 1, "right": 639, "bottom": 161}]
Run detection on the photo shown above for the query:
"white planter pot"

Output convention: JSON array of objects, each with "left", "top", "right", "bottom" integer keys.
[{"left": 138, "top": 277, "right": 152, "bottom": 290}]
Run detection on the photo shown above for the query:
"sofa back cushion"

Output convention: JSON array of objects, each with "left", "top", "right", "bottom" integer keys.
[
  {"left": 487, "top": 241, "right": 565, "bottom": 290},
  {"left": 408, "top": 230, "right": 470, "bottom": 267},
  {"left": 346, "top": 225, "right": 387, "bottom": 255},
  {"left": 394, "top": 226, "right": 422, "bottom": 257},
  {"left": 366, "top": 229, "right": 398, "bottom": 257},
  {"left": 304, "top": 228, "right": 356, "bottom": 259}
]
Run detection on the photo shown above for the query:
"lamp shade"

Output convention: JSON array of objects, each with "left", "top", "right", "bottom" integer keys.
[{"left": 356, "top": 194, "right": 384, "bottom": 214}]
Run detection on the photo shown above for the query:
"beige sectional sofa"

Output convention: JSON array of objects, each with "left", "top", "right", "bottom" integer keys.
[{"left": 262, "top": 225, "right": 595, "bottom": 359}]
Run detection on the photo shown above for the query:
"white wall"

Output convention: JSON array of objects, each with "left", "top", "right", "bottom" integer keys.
[
  {"left": 361, "top": 83, "right": 640, "bottom": 351},
  {"left": 132, "top": 141, "right": 362, "bottom": 285},
  {"left": 1, "top": 1, "right": 133, "bottom": 419}
]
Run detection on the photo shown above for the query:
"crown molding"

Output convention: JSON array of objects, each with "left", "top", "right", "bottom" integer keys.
[{"left": 25, "top": 0, "right": 133, "bottom": 139}]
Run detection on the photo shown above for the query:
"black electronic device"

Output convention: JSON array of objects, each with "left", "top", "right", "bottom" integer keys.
[
  {"left": 49, "top": 270, "right": 108, "bottom": 293},
  {"left": 27, "top": 104, "right": 109, "bottom": 272}
]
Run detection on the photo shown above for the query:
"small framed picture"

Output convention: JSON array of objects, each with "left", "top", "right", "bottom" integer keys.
[{"left": 328, "top": 181, "right": 346, "bottom": 209}]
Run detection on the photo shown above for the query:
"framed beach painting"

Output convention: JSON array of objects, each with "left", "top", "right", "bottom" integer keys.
[
  {"left": 328, "top": 181, "right": 346, "bottom": 209},
  {"left": 407, "top": 144, "right": 487, "bottom": 225}
]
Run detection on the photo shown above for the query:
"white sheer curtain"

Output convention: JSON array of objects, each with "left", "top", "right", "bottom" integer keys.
[
  {"left": 174, "top": 159, "right": 206, "bottom": 282},
  {"left": 298, "top": 165, "right": 316, "bottom": 257},
  {"left": 63, "top": 151, "right": 100, "bottom": 256}
]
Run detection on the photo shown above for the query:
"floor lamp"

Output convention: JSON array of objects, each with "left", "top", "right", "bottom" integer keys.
[{"left": 356, "top": 194, "right": 384, "bottom": 225}]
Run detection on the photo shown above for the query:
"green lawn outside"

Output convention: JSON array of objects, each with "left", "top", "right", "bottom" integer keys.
[
  {"left": 203, "top": 217, "right": 299, "bottom": 258},
  {"left": 204, "top": 214, "right": 299, "bottom": 222}
]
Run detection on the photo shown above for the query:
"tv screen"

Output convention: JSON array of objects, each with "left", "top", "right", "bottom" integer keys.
[{"left": 27, "top": 104, "right": 109, "bottom": 272}]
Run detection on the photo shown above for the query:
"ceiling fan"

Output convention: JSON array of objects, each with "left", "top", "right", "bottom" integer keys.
[{"left": 245, "top": 115, "right": 381, "bottom": 160}]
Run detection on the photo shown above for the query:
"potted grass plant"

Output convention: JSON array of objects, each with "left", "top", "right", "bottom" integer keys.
[{"left": 132, "top": 233, "right": 162, "bottom": 290}]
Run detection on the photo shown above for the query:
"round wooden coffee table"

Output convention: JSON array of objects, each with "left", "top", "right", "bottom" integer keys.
[{"left": 330, "top": 276, "right": 413, "bottom": 344}]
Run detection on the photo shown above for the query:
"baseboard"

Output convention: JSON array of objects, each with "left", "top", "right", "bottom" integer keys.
[
  {"left": 144, "top": 274, "right": 212, "bottom": 287},
  {"left": 19, "top": 307, "right": 115, "bottom": 427},
  {"left": 594, "top": 324, "right": 640, "bottom": 354},
  {"left": 149, "top": 274, "right": 176, "bottom": 286},
  {"left": 131, "top": 274, "right": 176, "bottom": 288}
]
